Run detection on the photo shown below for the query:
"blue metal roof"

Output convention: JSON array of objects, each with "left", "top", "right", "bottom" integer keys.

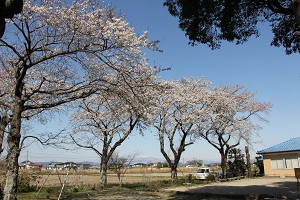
[{"left": 257, "top": 137, "right": 300, "bottom": 154}]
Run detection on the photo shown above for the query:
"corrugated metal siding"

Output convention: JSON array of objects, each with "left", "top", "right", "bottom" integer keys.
[{"left": 257, "top": 137, "right": 300, "bottom": 154}]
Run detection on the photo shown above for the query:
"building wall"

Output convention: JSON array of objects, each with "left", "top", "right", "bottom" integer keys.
[{"left": 263, "top": 152, "right": 300, "bottom": 176}]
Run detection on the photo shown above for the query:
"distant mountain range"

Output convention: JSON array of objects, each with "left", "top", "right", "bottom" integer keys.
[
  {"left": 19, "top": 161, "right": 100, "bottom": 167},
  {"left": 19, "top": 157, "right": 226, "bottom": 167}
]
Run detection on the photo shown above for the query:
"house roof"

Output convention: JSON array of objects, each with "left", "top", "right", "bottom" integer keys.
[
  {"left": 20, "top": 160, "right": 33, "bottom": 164},
  {"left": 257, "top": 137, "right": 300, "bottom": 154},
  {"left": 29, "top": 164, "right": 43, "bottom": 167},
  {"left": 133, "top": 163, "right": 146, "bottom": 166}
]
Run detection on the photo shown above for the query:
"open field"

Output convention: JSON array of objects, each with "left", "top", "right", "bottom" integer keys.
[
  {"left": 3, "top": 167, "right": 297, "bottom": 199},
  {"left": 34, "top": 173, "right": 174, "bottom": 187},
  {"left": 19, "top": 166, "right": 204, "bottom": 175},
  {"left": 16, "top": 167, "right": 204, "bottom": 187}
]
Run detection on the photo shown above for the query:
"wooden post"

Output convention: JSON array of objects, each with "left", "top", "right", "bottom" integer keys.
[
  {"left": 295, "top": 168, "right": 300, "bottom": 199},
  {"left": 36, "top": 172, "right": 51, "bottom": 198},
  {"left": 58, "top": 167, "right": 70, "bottom": 200}
]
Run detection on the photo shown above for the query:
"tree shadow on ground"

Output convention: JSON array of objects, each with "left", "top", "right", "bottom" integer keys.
[
  {"left": 169, "top": 192, "right": 276, "bottom": 200},
  {"left": 168, "top": 181, "right": 299, "bottom": 200}
]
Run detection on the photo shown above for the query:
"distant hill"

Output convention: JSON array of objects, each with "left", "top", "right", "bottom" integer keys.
[{"left": 19, "top": 161, "right": 100, "bottom": 167}]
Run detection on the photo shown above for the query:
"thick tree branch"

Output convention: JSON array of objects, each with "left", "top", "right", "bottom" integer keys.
[{"left": 70, "top": 134, "right": 102, "bottom": 157}]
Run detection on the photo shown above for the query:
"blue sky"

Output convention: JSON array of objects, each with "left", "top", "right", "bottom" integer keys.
[{"left": 19, "top": 0, "right": 300, "bottom": 164}]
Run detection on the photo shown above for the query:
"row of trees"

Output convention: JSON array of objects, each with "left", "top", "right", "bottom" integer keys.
[
  {"left": 68, "top": 77, "right": 271, "bottom": 184},
  {"left": 152, "top": 79, "right": 270, "bottom": 181},
  {"left": 0, "top": 0, "right": 271, "bottom": 199}
]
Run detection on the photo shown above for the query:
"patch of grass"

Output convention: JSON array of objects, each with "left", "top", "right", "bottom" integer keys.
[
  {"left": 70, "top": 186, "right": 79, "bottom": 193},
  {"left": 18, "top": 185, "right": 165, "bottom": 200},
  {"left": 18, "top": 186, "right": 93, "bottom": 200},
  {"left": 111, "top": 177, "right": 210, "bottom": 192}
]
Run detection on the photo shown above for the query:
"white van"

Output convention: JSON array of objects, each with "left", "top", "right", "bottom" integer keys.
[{"left": 195, "top": 167, "right": 210, "bottom": 180}]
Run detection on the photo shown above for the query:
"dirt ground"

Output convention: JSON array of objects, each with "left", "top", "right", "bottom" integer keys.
[{"left": 165, "top": 176, "right": 300, "bottom": 199}]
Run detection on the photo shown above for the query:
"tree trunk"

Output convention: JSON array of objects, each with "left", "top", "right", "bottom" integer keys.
[
  {"left": 0, "top": 117, "right": 8, "bottom": 155},
  {"left": 170, "top": 166, "right": 178, "bottom": 183},
  {"left": 117, "top": 172, "right": 122, "bottom": 186},
  {"left": 220, "top": 154, "right": 228, "bottom": 178},
  {"left": 100, "top": 159, "right": 108, "bottom": 187},
  {"left": 3, "top": 105, "right": 22, "bottom": 200}
]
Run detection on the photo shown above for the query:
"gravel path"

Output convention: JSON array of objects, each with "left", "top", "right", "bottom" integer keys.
[{"left": 165, "top": 177, "right": 300, "bottom": 199}]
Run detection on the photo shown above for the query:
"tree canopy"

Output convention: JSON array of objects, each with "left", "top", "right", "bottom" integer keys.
[
  {"left": 164, "top": 0, "right": 300, "bottom": 54},
  {"left": 0, "top": 0, "right": 23, "bottom": 38}
]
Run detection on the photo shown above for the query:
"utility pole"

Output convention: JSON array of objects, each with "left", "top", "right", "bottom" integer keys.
[{"left": 26, "top": 151, "right": 28, "bottom": 169}]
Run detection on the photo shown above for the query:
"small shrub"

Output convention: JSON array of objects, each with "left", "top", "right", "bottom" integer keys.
[
  {"left": 71, "top": 186, "right": 79, "bottom": 193},
  {"left": 17, "top": 173, "right": 37, "bottom": 193},
  {"left": 186, "top": 174, "right": 193, "bottom": 183},
  {"left": 18, "top": 174, "right": 31, "bottom": 193},
  {"left": 156, "top": 162, "right": 162, "bottom": 169},
  {"left": 91, "top": 184, "right": 96, "bottom": 190},
  {"left": 205, "top": 174, "right": 216, "bottom": 181},
  {"left": 45, "top": 187, "right": 52, "bottom": 193}
]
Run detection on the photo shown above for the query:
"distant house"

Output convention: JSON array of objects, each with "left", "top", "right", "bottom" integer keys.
[
  {"left": 63, "top": 162, "right": 78, "bottom": 169},
  {"left": 20, "top": 161, "right": 44, "bottom": 169},
  {"left": 89, "top": 165, "right": 100, "bottom": 170},
  {"left": 131, "top": 163, "right": 147, "bottom": 168},
  {"left": 48, "top": 162, "right": 64, "bottom": 170},
  {"left": 20, "top": 160, "right": 33, "bottom": 167},
  {"left": 48, "top": 162, "right": 78, "bottom": 170},
  {"left": 78, "top": 163, "right": 91, "bottom": 170},
  {"left": 148, "top": 163, "right": 157, "bottom": 168},
  {"left": 257, "top": 137, "right": 300, "bottom": 176}
]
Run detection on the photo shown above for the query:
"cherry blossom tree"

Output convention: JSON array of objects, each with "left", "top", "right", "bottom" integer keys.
[
  {"left": 151, "top": 78, "right": 211, "bottom": 183},
  {"left": 0, "top": 0, "right": 157, "bottom": 199},
  {"left": 196, "top": 85, "right": 271, "bottom": 178},
  {"left": 70, "top": 75, "right": 157, "bottom": 186},
  {"left": 108, "top": 152, "right": 137, "bottom": 186},
  {"left": 0, "top": 71, "right": 63, "bottom": 157}
]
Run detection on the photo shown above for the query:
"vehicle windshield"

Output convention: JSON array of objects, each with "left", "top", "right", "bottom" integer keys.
[{"left": 197, "top": 169, "right": 209, "bottom": 173}]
